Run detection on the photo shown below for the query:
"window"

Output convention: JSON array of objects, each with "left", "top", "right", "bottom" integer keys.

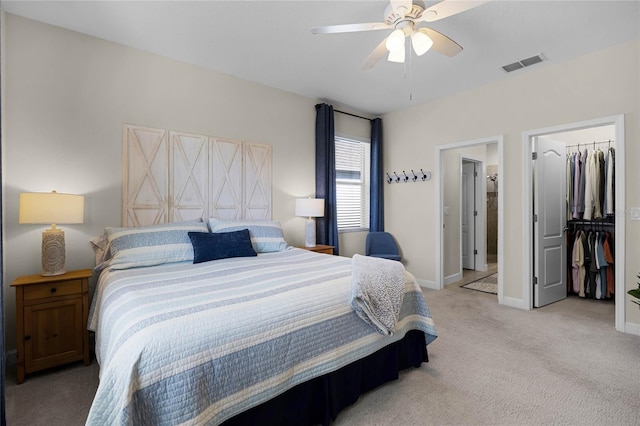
[{"left": 335, "top": 135, "right": 370, "bottom": 231}]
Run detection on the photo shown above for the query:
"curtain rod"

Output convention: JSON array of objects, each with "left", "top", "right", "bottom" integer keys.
[{"left": 334, "top": 109, "right": 372, "bottom": 121}]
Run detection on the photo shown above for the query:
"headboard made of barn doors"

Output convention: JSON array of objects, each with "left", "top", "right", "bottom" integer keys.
[{"left": 122, "top": 124, "right": 272, "bottom": 227}]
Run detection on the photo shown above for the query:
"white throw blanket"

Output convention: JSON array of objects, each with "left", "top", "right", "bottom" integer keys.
[{"left": 350, "top": 254, "right": 406, "bottom": 336}]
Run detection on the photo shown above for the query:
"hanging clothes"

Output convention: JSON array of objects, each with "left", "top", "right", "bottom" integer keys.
[
  {"left": 572, "top": 230, "right": 585, "bottom": 295},
  {"left": 567, "top": 227, "right": 615, "bottom": 300},
  {"left": 603, "top": 231, "right": 615, "bottom": 298},
  {"left": 566, "top": 143, "right": 615, "bottom": 220},
  {"left": 572, "top": 151, "right": 582, "bottom": 219},
  {"left": 567, "top": 154, "right": 572, "bottom": 218},
  {"left": 564, "top": 141, "right": 615, "bottom": 302},
  {"left": 605, "top": 148, "right": 615, "bottom": 216}
]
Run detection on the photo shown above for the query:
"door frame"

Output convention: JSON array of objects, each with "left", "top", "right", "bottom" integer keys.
[
  {"left": 435, "top": 135, "right": 504, "bottom": 304},
  {"left": 521, "top": 115, "right": 625, "bottom": 331}
]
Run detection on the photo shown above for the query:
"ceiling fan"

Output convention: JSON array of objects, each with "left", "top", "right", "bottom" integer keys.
[{"left": 311, "top": 0, "right": 490, "bottom": 69}]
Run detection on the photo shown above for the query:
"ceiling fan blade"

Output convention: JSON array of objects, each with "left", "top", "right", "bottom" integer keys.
[
  {"left": 311, "top": 22, "right": 390, "bottom": 34},
  {"left": 418, "top": 27, "right": 463, "bottom": 57},
  {"left": 420, "top": 0, "right": 491, "bottom": 23},
  {"left": 362, "top": 37, "right": 389, "bottom": 69}
]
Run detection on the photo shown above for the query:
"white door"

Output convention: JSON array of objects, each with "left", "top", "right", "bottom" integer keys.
[
  {"left": 534, "top": 137, "right": 567, "bottom": 307},
  {"left": 462, "top": 161, "right": 476, "bottom": 270}
]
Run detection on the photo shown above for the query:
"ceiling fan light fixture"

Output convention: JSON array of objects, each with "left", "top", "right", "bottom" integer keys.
[
  {"left": 388, "top": 45, "right": 405, "bottom": 63},
  {"left": 411, "top": 30, "right": 433, "bottom": 56},
  {"left": 385, "top": 28, "right": 405, "bottom": 52}
]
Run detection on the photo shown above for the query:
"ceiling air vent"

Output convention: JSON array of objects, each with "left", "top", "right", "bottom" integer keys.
[{"left": 501, "top": 53, "right": 545, "bottom": 73}]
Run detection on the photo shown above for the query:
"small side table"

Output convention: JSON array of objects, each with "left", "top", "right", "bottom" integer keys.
[
  {"left": 296, "top": 244, "right": 334, "bottom": 255},
  {"left": 11, "top": 269, "right": 92, "bottom": 384}
]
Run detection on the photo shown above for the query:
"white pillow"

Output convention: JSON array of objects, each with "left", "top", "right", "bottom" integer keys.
[
  {"left": 105, "top": 220, "right": 209, "bottom": 270},
  {"left": 90, "top": 232, "right": 112, "bottom": 272},
  {"left": 208, "top": 219, "right": 288, "bottom": 253}
]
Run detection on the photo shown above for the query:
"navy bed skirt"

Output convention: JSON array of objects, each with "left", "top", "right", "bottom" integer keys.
[{"left": 223, "top": 329, "right": 428, "bottom": 426}]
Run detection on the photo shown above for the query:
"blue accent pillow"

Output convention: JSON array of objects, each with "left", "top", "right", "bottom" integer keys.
[
  {"left": 188, "top": 229, "right": 257, "bottom": 264},
  {"left": 207, "top": 219, "right": 288, "bottom": 253}
]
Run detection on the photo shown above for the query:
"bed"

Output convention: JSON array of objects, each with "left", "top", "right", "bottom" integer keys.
[{"left": 86, "top": 221, "right": 437, "bottom": 425}]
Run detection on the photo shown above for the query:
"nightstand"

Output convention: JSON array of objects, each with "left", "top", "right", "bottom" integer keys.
[
  {"left": 11, "top": 269, "right": 92, "bottom": 384},
  {"left": 296, "top": 244, "right": 334, "bottom": 255}
]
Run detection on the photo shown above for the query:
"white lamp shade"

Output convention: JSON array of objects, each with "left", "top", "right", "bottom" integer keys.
[
  {"left": 19, "top": 191, "right": 84, "bottom": 276},
  {"left": 388, "top": 46, "right": 405, "bottom": 63},
  {"left": 385, "top": 29, "right": 405, "bottom": 53},
  {"left": 19, "top": 191, "right": 84, "bottom": 225},
  {"left": 411, "top": 30, "right": 433, "bottom": 56},
  {"left": 295, "top": 198, "right": 324, "bottom": 218}
]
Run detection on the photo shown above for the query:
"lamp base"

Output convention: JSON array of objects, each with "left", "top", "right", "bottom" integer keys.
[
  {"left": 304, "top": 218, "right": 316, "bottom": 247},
  {"left": 42, "top": 229, "right": 66, "bottom": 276}
]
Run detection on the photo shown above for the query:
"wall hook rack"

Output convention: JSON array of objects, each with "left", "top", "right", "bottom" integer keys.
[{"left": 386, "top": 169, "right": 431, "bottom": 183}]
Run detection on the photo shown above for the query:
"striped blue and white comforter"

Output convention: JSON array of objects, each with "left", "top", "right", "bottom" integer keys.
[{"left": 86, "top": 248, "right": 437, "bottom": 425}]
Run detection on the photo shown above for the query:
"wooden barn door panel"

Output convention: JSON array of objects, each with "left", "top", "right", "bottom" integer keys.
[
  {"left": 209, "top": 138, "right": 243, "bottom": 220},
  {"left": 123, "top": 125, "right": 168, "bottom": 226},
  {"left": 170, "top": 131, "right": 208, "bottom": 222},
  {"left": 243, "top": 144, "right": 272, "bottom": 220}
]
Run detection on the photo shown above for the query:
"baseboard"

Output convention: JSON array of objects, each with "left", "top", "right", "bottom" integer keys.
[
  {"left": 624, "top": 321, "right": 640, "bottom": 336},
  {"left": 417, "top": 278, "right": 438, "bottom": 290},
  {"left": 444, "top": 272, "right": 462, "bottom": 286},
  {"left": 502, "top": 296, "right": 528, "bottom": 310}
]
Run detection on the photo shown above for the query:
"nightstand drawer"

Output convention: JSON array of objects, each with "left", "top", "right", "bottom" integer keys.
[{"left": 24, "top": 279, "right": 83, "bottom": 300}]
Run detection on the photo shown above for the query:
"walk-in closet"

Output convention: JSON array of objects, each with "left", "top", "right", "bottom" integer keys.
[{"left": 539, "top": 124, "right": 617, "bottom": 306}]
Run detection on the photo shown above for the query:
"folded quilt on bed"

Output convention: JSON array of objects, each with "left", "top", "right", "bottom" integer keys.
[{"left": 351, "top": 254, "right": 406, "bottom": 336}]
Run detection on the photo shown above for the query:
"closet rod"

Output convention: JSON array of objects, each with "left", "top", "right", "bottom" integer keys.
[
  {"left": 567, "top": 219, "right": 615, "bottom": 226},
  {"left": 565, "top": 139, "right": 614, "bottom": 150},
  {"left": 334, "top": 109, "right": 372, "bottom": 121}
]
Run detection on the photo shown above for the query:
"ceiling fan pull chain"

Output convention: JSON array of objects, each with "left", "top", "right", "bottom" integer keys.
[{"left": 409, "top": 41, "right": 413, "bottom": 101}]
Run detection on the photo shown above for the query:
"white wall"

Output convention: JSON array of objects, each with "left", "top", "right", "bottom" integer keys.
[
  {"left": 2, "top": 14, "right": 320, "bottom": 350},
  {"left": 383, "top": 40, "right": 640, "bottom": 327}
]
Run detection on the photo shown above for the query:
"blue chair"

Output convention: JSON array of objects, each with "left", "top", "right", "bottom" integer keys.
[{"left": 365, "top": 232, "right": 401, "bottom": 261}]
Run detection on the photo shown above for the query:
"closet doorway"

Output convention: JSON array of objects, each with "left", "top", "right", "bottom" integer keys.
[
  {"left": 435, "top": 135, "right": 504, "bottom": 304},
  {"left": 523, "top": 115, "right": 625, "bottom": 332}
]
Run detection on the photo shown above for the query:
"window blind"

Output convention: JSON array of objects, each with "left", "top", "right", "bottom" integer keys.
[{"left": 335, "top": 136, "right": 370, "bottom": 230}]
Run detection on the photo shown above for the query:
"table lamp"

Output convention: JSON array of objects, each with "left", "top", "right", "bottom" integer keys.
[
  {"left": 295, "top": 198, "right": 324, "bottom": 247},
  {"left": 19, "top": 191, "right": 85, "bottom": 276}
]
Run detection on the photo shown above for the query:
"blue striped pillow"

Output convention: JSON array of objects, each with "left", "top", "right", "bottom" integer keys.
[
  {"left": 105, "top": 221, "right": 209, "bottom": 270},
  {"left": 208, "top": 219, "right": 288, "bottom": 253}
]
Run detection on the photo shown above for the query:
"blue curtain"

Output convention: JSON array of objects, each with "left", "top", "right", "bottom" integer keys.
[
  {"left": 370, "top": 118, "right": 384, "bottom": 232},
  {"left": 315, "top": 103, "right": 339, "bottom": 255}
]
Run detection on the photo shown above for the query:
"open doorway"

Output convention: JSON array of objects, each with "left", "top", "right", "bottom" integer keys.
[
  {"left": 522, "top": 115, "right": 625, "bottom": 332},
  {"left": 435, "top": 135, "right": 504, "bottom": 303}
]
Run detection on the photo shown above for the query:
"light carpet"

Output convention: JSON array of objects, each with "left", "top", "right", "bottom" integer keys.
[{"left": 461, "top": 273, "right": 498, "bottom": 294}]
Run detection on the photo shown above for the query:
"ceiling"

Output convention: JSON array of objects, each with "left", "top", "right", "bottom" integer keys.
[{"left": 3, "top": 1, "right": 639, "bottom": 116}]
